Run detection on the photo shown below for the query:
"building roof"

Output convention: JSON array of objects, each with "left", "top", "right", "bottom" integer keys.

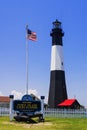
[
  {"left": 0, "top": 96, "right": 10, "bottom": 102},
  {"left": 30, "top": 94, "right": 40, "bottom": 101},
  {"left": 58, "top": 99, "right": 76, "bottom": 106}
]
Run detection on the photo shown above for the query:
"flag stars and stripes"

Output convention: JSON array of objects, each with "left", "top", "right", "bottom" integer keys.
[{"left": 26, "top": 28, "right": 37, "bottom": 41}]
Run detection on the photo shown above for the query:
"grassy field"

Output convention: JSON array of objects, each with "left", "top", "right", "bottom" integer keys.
[{"left": 0, "top": 116, "right": 87, "bottom": 130}]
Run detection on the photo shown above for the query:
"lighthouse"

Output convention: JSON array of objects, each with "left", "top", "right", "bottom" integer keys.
[{"left": 48, "top": 20, "right": 68, "bottom": 108}]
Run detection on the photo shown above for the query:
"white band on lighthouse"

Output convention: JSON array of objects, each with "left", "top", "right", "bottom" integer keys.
[{"left": 51, "top": 45, "right": 64, "bottom": 71}]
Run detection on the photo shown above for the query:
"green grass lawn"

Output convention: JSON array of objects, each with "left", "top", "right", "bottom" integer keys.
[{"left": 0, "top": 116, "right": 87, "bottom": 130}]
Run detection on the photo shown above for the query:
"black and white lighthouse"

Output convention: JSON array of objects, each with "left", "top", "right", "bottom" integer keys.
[{"left": 48, "top": 20, "right": 68, "bottom": 108}]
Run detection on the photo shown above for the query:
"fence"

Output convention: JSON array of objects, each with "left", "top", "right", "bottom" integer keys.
[
  {"left": 0, "top": 107, "right": 87, "bottom": 118},
  {"left": 44, "top": 108, "right": 87, "bottom": 118},
  {"left": 0, "top": 107, "right": 9, "bottom": 116}
]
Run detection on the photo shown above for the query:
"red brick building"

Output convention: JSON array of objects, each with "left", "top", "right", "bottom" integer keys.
[{"left": 0, "top": 96, "right": 10, "bottom": 108}]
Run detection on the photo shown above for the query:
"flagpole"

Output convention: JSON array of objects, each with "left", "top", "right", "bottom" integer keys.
[
  {"left": 25, "top": 25, "right": 37, "bottom": 95},
  {"left": 26, "top": 25, "right": 28, "bottom": 95}
]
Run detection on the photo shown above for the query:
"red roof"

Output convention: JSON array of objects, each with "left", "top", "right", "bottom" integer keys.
[
  {"left": 0, "top": 96, "right": 10, "bottom": 102},
  {"left": 58, "top": 99, "right": 76, "bottom": 106}
]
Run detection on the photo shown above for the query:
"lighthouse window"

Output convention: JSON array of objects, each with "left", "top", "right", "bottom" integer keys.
[
  {"left": 53, "top": 24, "right": 61, "bottom": 29},
  {"left": 61, "top": 62, "right": 63, "bottom": 65}
]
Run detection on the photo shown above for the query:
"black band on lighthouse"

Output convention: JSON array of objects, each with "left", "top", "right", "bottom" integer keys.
[
  {"left": 50, "top": 28, "right": 64, "bottom": 46},
  {"left": 48, "top": 70, "right": 67, "bottom": 107}
]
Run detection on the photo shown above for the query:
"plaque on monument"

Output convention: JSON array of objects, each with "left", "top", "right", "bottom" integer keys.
[{"left": 13, "top": 94, "right": 41, "bottom": 113}]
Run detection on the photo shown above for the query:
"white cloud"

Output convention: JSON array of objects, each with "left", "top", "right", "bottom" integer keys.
[
  {"left": 0, "top": 89, "right": 47, "bottom": 104},
  {"left": 28, "top": 89, "right": 38, "bottom": 96},
  {"left": 11, "top": 90, "right": 23, "bottom": 100},
  {"left": 11, "top": 88, "right": 39, "bottom": 100},
  {"left": 0, "top": 91, "right": 3, "bottom": 96},
  {"left": 10, "top": 89, "right": 47, "bottom": 104},
  {"left": 44, "top": 96, "right": 48, "bottom": 104}
]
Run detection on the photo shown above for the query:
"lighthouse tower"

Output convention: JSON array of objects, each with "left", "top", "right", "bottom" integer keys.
[{"left": 48, "top": 20, "right": 68, "bottom": 108}]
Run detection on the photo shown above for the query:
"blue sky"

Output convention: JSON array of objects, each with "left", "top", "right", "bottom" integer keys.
[{"left": 0, "top": 0, "right": 87, "bottom": 107}]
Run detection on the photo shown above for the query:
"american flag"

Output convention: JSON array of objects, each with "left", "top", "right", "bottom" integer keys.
[{"left": 26, "top": 28, "right": 37, "bottom": 41}]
